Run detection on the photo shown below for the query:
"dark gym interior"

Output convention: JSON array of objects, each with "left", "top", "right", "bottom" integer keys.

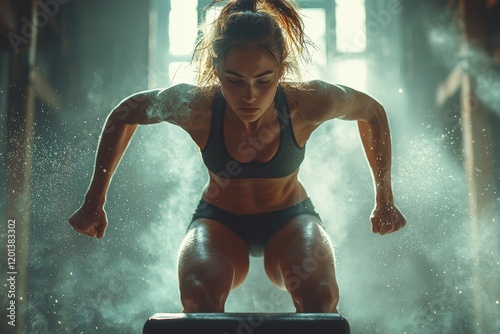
[{"left": 1, "top": 0, "right": 499, "bottom": 333}]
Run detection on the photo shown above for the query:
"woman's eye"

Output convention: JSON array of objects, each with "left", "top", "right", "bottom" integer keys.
[
  {"left": 228, "top": 79, "right": 242, "bottom": 84},
  {"left": 258, "top": 80, "right": 271, "bottom": 84}
]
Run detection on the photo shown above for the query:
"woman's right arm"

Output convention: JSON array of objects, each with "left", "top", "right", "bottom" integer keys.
[{"left": 69, "top": 83, "right": 201, "bottom": 238}]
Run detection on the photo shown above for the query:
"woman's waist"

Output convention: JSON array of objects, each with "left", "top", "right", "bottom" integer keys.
[{"left": 201, "top": 177, "right": 307, "bottom": 214}]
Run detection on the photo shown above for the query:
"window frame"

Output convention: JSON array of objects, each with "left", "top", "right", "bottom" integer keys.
[{"left": 150, "top": 0, "right": 368, "bottom": 86}]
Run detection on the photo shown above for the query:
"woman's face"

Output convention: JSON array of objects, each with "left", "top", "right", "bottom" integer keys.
[{"left": 216, "top": 46, "right": 282, "bottom": 123}]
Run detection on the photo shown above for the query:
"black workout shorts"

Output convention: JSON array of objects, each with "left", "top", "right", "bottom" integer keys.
[{"left": 187, "top": 198, "right": 323, "bottom": 257}]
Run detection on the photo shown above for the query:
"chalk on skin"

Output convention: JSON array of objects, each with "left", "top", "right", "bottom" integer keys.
[{"left": 143, "top": 313, "right": 350, "bottom": 334}]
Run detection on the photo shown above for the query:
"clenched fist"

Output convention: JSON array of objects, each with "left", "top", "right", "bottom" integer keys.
[{"left": 68, "top": 203, "right": 108, "bottom": 239}]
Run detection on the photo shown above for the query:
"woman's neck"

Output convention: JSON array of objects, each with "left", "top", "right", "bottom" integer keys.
[{"left": 225, "top": 103, "right": 277, "bottom": 135}]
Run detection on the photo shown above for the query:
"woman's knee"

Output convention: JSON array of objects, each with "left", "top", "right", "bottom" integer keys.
[
  {"left": 178, "top": 240, "right": 236, "bottom": 312},
  {"left": 178, "top": 241, "right": 240, "bottom": 312},
  {"left": 179, "top": 268, "right": 232, "bottom": 312},
  {"left": 264, "top": 216, "right": 339, "bottom": 312},
  {"left": 292, "top": 280, "right": 340, "bottom": 313},
  {"left": 177, "top": 220, "right": 250, "bottom": 312}
]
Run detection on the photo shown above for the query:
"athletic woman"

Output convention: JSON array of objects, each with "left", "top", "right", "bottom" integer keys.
[{"left": 69, "top": 0, "right": 406, "bottom": 313}]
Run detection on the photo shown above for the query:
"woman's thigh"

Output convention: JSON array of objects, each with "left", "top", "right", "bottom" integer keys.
[
  {"left": 178, "top": 218, "right": 250, "bottom": 290},
  {"left": 263, "top": 214, "right": 337, "bottom": 291}
]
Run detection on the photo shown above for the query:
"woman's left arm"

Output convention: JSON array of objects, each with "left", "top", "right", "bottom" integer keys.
[
  {"left": 303, "top": 80, "right": 406, "bottom": 235},
  {"left": 355, "top": 103, "right": 406, "bottom": 235}
]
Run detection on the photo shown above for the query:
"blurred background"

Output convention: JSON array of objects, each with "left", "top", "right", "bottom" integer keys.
[{"left": 1, "top": 0, "right": 499, "bottom": 333}]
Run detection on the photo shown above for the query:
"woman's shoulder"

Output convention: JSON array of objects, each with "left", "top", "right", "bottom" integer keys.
[
  {"left": 280, "top": 80, "right": 351, "bottom": 123},
  {"left": 154, "top": 83, "right": 216, "bottom": 114},
  {"left": 150, "top": 83, "right": 218, "bottom": 128},
  {"left": 281, "top": 80, "right": 352, "bottom": 99},
  {"left": 282, "top": 80, "right": 382, "bottom": 122}
]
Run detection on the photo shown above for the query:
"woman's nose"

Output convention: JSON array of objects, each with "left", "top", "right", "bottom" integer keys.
[
  {"left": 242, "top": 95, "right": 256, "bottom": 103},
  {"left": 241, "top": 87, "right": 256, "bottom": 103}
]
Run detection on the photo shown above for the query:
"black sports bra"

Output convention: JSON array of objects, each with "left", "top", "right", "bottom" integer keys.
[{"left": 201, "top": 86, "right": 305, "bottom": 179}]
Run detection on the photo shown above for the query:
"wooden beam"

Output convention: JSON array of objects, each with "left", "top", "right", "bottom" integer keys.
[
  {"left": 458, "top": 0, "right": 497, "bottom": 333},
  {"left": 32, "top": 67, "right": 63, "bottom": 110},
  {"left": 0, "top": 0, "right": 16, "bottom": 32},
  {"left": 436, "top": 63, "right": 463, "bottom": 107},
  {"left": 2, "top": 0, "right": 37, "bottom": 333}
]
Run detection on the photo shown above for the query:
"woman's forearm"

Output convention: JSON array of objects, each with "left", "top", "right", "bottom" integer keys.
[
  {"left": 84, "top": 111, "right": 138, "bottom": 207},
  {"left": 357, "top": 106, "right": 393, "bottom": 202}
]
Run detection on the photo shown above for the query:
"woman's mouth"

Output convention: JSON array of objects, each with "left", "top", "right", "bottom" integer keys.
[{"left": 238, "top": 107, "right": 260, "bottom": 114}]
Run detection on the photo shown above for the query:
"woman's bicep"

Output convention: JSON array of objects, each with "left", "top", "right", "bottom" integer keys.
[
  {"left": 301, "top": 81, "right": 367, "bottom": 123},
  {"left": 111, "top": 83, "right": 199, "bottom": 126},
  {"left": 109, "top": 90, "right": 161, "bottom": 125},
  {"left": 335, "top": 85, "right": 384, "bottom": 122}
]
